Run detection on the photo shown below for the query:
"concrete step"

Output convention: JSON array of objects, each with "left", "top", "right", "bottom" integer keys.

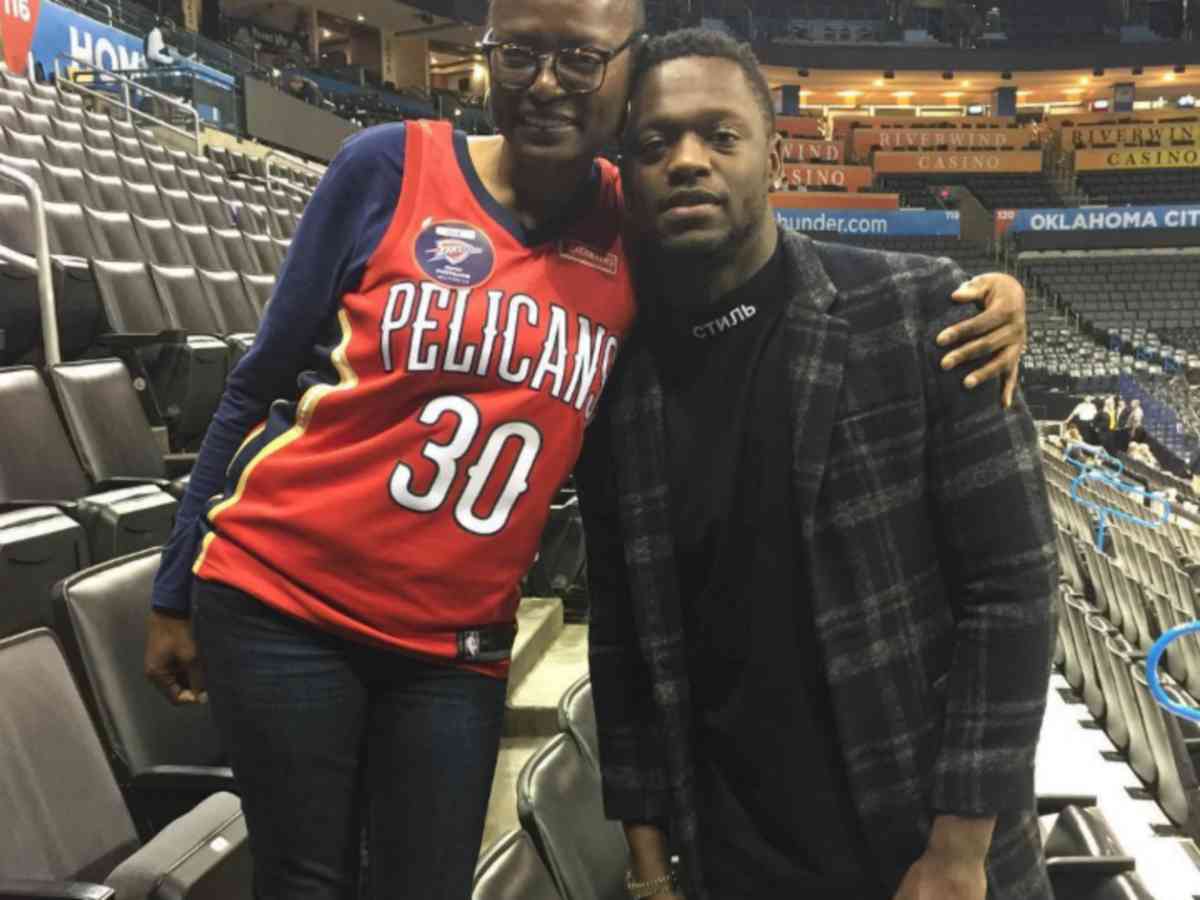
[
  {"left": 506, "top": 596, "right": 563, "bottom": 696},
  {"left": 503, "top": 623, "right": 589, "bottom": 739},
  {"left": 481, "top": 736, "right": 543, "bottom": 855}
]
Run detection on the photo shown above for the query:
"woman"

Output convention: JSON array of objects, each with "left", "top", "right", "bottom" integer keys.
[{"left": 144, "top": 0, "right": 1029, "bottom": 897}]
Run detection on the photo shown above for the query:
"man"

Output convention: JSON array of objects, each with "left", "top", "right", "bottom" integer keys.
[
  {"left": 145, "top": 18, "right": 179, "bottom": 67},
  {"left": 577, "top": 29, "right": 1058, "bottom": 900},
  {"left": 284, "top": 70, "right": 323, "bottom": 106},
  {"left": 1126, "top": 398, "right": 1145, "bottom": 445},
  {"left": 1067, "top": 395, "right": 1099, "bottom": 446}
]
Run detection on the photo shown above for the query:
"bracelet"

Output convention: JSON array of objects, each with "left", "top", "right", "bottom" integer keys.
[{"left": 625, "top": 859, "right": 679, "bottom": 898}]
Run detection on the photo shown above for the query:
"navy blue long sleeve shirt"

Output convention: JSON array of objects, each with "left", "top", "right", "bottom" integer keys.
[{"left": 151, "top": 124, "right": 408, "bottom": 614}]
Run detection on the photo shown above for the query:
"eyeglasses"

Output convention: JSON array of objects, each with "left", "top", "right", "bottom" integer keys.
[{"left": 480, "top": 29, "right": 641, "bottom": 95}]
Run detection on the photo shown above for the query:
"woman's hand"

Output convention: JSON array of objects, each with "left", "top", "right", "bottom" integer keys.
[{"left": 938, "top": 273, "right": 1028, "bottom": 409}]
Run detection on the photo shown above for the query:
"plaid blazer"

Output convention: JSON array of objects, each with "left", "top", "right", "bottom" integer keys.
[{"left": 576, "top": 230, "right": 1059, "bottom": 899}]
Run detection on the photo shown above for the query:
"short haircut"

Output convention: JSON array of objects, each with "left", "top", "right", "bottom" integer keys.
[
  {"left": 629, "top": 27, "right": 776, "bottom": 133},
  {"left": 487, "top": 0, "right": 646, "bottom": 31}
]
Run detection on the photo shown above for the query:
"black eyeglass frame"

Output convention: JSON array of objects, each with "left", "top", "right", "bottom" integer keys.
[{"left": 479, "top": 28, "right": 643, "bottom": 95}]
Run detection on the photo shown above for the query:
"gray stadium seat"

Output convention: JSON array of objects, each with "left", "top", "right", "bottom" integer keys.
[
  {"left": 473, "top": 831, "right": 562, "bottom": 900},
  {"left": 53, "top": 549, "right": 232, "bottom": 837},
  {"left": 91, "top": 259, "right": 230, "bottom": 451},
  {"left": 0, "top": 503, "right": 87, "bottom": 637},
  {"left": 49, "top": 358, "right": 193, "bottom": 498},
  {"left": 241, "top": 272, "right": 275, "bottom": 317},
  {"left": 197, "top": 268, "right": 259, "bottom": 335},
  {"left": 125, "top": 181, "right": 169, "bottom": 220},
  {"left": 82, "top": 124, "right": 115, "bottom": 151},
  {"left": 4, "top": 126, "right": 48, "bottom": 162},
  {"left": 517, "top": 732, "right": 629, "bottom": 900},
  {"left": 152, "top": 264, "right": 250, "bottom": 361},
  {"left": 177, "top": 222, "right": 231, "bottom": 270},
  {"left": 134, "top": 215, "right": 190, "bottom": 267},
  {"left": 83, "top": 169, "right": 128, "bottom": 211},
  {"left": 83, "top": 144, "right": 121, "bottom": 177},
  {"left": 120, "top": 153, "right": 153, "bottom": 185},
  {"left": 557, "top": 675, "right": 599, "bottom": 772},
  {"left": 41, "top": 161, "right": 90, "bottom": 205},
  {"left": 149, "top": 160, "right": 184, "bottom": 192},
  {"left": 212, "top": 226, "right": 259, "bottom": 274},
  {"left": 192, "top": 192, "right": 232, "bottom": 229},
  {"left": 44, "top": 135, "right": 85, "bottom": 169},
  {"left": 87, "top": 207, "right": 145, "bottom": 260},
  {"left": 0, "top": 628, "right": 251, "bottom": 899},
  {"left": 0, "top": 365, "right": 177, "bottom": 563},
  {"left": 15, "top": 109, "right": 52, "bottom": 138},
  {"left": 160, "top": 188, "right": 202, "bottom": 226},
  {"left": 50, "top": 115, "right": 84, "bottom": 143}
]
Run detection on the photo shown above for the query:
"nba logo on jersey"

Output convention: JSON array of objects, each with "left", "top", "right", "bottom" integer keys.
[{"left": 415, "top": 219, "right": 496, "bottom": 288}]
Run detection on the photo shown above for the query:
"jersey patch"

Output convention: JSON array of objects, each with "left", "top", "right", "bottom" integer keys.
[
  {"left": 415, "top": 218, "right": 496, "bottom": 288},
  {"left": 559, "top": 239, "right": 620, "bottom": 276}
]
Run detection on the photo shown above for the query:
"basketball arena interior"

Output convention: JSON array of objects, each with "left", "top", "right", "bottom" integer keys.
[{"left": 6, "top": 1, "right": 1200, "bottom": 898}]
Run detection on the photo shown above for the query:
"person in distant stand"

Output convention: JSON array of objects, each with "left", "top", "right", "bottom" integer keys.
[
  {"left": 145, "top": 18, "right": 180, "bottom": 67},
  {"left": 284, "top": 70, "right": 324, "bottom": 106}
]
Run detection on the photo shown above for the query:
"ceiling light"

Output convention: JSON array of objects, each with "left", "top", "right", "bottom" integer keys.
[
  {"left": 1018, "top": 90, "right": 1033, "bottom": 96},
  {"left": 962, "top": 80, "right": 971, "bottom": 87},
  {"left": 1166, "top": 73, "right": 1178, "bottom": 82},
  {"left": 943, "top": 91, "right": 962, "bottom": 98},
  {"left": 873, "top": 79, "right": 884, "bottom": 87},
  {"left": 356, "top": 13, "right": 365, "bottom": 21},
  {"left": 321, "top": 28, "right": 332, "bottom": 39},
  {"left": 893, "top": 91, "right": 913, "bottom": 98},
  {"left": 1179, "top": 95, "right": 1197, "bottom": 108},
  {"left": 1079, "top": 77, "right": 1090, "bottom": 85},
  {"left": 838, "top": 90, "right": 860, "bottom": 98}
]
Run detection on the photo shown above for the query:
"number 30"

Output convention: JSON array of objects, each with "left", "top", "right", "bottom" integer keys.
[{"left": 389, "top": 395, "right": 542, "bottom": 536}]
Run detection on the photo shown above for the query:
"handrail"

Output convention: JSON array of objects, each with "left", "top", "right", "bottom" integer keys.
[
  {"left": 0, "top": 164, "right": 59, "bottom": 365},
  {"left": 54, "top": 54, "right": 202, "bottom": 152}
]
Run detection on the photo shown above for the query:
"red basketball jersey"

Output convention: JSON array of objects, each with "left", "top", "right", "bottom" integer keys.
[{"left": 194, "top": 121, "right": 636, "bottom": 674}]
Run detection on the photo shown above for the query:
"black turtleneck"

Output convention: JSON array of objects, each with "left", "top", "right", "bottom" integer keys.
[{"left": 650, "top": 234, "right": 877, "bottom": 894}]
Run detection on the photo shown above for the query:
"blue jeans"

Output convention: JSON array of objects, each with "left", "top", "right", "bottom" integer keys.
[{"left": 192, "top": 579, "right": 507, "bottom": 900}]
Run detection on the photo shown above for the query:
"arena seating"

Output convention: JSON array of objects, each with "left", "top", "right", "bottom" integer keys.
[
  {"left": 54, "top": 549, "right": 234, "bottom": 839},
  {"left": 1044, "top": 445, "right": 1200, "bottom": 842},
  {"left": 0, "top": 628, "right": 251, "bottom": 898},
  {"left": 472, "top": 829, "right": 561, "bottom": 900},
  {"left": 878, "top": 173, "right": 1066, "bottom": 210},
  {"left": 1078, "top": 169, "right": 1200, "bottom": 206}
]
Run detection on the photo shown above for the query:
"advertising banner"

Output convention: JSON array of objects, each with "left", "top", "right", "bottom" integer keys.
[
  {"left": 873, "top": 150, "right": 1043, "bottom": 174},
  {"left": 771, "top": 191, "right": 899, "bottom": 210},
  {"left": 833, "top": 115, "right": 1015, "bottom": 138},
  {"left": 994, "top": 204, "right": 1200, "bottom": 238},
  {"left": 781, "top": 163, "right": 873, "bottom": 192},
  {"left": 777, "top": 115, "right": 825, "bottom": 138},
  {"left": 780, "top": 139, "right": 845, "bottom": 163},
  {"left": 1065, "top": 124, "right": 1199, "bottom": 149},
  {"left": 852, "top": 126, "right": 1035, "bottom": 159},
  {"left": 1075, "top": 147, "right": 1200, "bottom": 170},
  {"left": 2, "top": 0, "right": 234, "bottom": 93},
  {"left": 775, "top": 208, "right": 960, "bottom": 236}
]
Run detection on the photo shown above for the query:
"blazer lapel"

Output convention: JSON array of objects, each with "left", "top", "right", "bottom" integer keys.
[{"left": 780, "top": 233, "right": 849, "bottom": 531}]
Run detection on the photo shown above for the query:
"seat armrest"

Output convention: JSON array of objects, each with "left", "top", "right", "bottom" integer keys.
[
  {"left": 91, "top": 476, "right": 173, "bottom": 493},
  {"left": 1036, "top": 794, "right": 1098, "bottom": 816},
  {"left": 97, "top": 330, "right": 188, "bottom": 350},
  {"left": 130, "top": 765, "right": 237, "bottom": 795},
  {"left": 1046, "top": 856, "right": 1137, "bottom": 878},
  {"left": 0, "top": 500, "right": 77, "bottom": 514},
  {"left": 163, "top": 454, "right": 197, "bottom": 478},
  {"left": 0, "top": 881, "right": 115, "bottom": 900}
]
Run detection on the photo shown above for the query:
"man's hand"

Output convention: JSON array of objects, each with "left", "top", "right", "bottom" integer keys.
[
  {"left": 145, "top": 610, "right": 207, "bottom": 705},
  {"left": 893, "top": 847, "right": 986, "bottom": 900},
  {"left": 937, "top": 273, "right": 1028, "bottom": 409}
]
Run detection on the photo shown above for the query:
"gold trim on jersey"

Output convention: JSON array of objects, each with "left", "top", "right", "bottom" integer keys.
[{"left": 192, "top": 308, "right": 360, "bottom": 575}]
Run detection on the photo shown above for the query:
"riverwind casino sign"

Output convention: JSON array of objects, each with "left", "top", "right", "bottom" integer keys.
[
  {"left": 1075, "top": 147, "right": 1200, "bottom": 170},
  {"left": 995, "top": 204, "right": 1200, "bottom": 237}
]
